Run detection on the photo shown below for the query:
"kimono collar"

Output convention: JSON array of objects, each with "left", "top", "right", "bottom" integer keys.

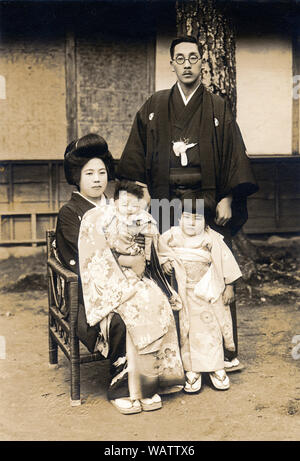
[
  {"left": 177, "top": 81, "right": 202, "bottom": 106},
  {"left": 73, "top": 191, "right": 109, "bottom": 208}
]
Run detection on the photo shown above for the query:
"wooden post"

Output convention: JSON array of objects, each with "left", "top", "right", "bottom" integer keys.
[
  {"left": 65, "top": 29, "right": 78, "bottom": 144},
  {"left": 31, "top": 213, "right": 37, "bottom": 247},
  {"left": 8, "top": 163, "right": 14, "bottom": 241}
]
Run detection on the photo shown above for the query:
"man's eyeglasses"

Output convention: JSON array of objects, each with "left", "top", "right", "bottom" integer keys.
[{"left": 173, "top": 54, "right": 201, "bottom": 65}]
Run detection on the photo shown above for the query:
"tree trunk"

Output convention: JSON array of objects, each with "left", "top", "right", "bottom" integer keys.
[
  {"left": 176, "top": 0, "right": 237, "bottom": 117},
  {"left": 176, "top": 0, "right": 258, "bottom": 279}
]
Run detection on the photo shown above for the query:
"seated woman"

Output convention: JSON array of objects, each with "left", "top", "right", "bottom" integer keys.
[
  {"left": 56, "top": 133, "right": 146, "bottom": 414},
  {"left": 56, "top": 133, "right": 184, "bottom": 415}
]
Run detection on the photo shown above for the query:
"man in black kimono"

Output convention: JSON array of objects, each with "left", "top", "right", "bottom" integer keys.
[{"left": 117, "top": 36, "right": 258, "bottom": 371}]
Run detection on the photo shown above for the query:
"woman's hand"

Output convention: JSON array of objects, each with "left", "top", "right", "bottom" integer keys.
[
  {"left": 118, "top": 254, "right": 146, "bottom": 277},
  {"left": 215, "top": 195, "right": 232, "bottom": 226},
  {"left": 162, "top": 260, "right": 173, "bottom": 276},
  {"left": 222, "top": 284, "right": 235, "bottom": 305}
]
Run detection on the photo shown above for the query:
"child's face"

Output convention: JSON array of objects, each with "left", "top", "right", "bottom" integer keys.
[
  {"left": 116, "top": 191, "right": 141, "bottom": 217},
  {"left": 180, "top": 212, "right": 205, "bottom": 236}
]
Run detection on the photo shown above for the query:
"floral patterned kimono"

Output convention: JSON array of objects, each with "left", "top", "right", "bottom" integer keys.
[
  {"left": 159, "top": 226, "right": 242, "bottom": 373},
  {"left": 78, "top": 205, "right": 184, "bottom": 399},
  {"left": 102, "top": 205, "right": 159, "bottom": 263}
]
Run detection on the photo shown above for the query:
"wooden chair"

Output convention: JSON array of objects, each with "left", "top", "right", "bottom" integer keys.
[{"left": 46, "top": 230, "right": 104, "bottom": 406}]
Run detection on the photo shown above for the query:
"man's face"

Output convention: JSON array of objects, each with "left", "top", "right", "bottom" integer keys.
[{"left": 170, "top": 42, "right": 202, "bottom": 89}]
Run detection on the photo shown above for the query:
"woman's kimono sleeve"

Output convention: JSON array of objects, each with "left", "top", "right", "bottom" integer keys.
[{"left": 56, "top": 204, "right": 81, "bottom": 273}]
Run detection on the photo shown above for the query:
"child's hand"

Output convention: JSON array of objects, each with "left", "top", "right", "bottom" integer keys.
[
  {"left": 222, "top": 284, "right": 235, "bottom": 305},
  {"left": 118, "top": 254, "right": 146, "bottom": 277},
  {"left": 162, "top": 260, "right": 173, "bottom": 276},
  {"left": 134, "top": 233, "right": 145, "bottom": 249}
]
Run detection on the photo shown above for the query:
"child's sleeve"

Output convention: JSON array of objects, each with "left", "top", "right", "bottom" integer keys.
[
  {"left": 219, "top": 239, "right": 242, "bottom": 285},
  {"left": 157, "top": 229, "right": 175, "bottom": 265}
]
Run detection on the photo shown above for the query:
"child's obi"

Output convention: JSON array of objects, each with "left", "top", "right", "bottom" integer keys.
[
  {"left": 193, "top": 264, "right": 224, "bottom": 303},
  {"left": 173, "top": 246, "right": 224, "bottom": 304}
]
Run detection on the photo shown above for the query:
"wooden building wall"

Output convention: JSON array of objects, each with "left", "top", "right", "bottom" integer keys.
[
  {"left": 244, "top": 157, "right": 300, "bottom": 234},
  {"left": 0, "top": 2, "right": 156, "bottom": 245},
  {"left": 0, "top": 161, "right": 72, "bottom": 244},
  {"left": 0, "top": 4, "right": 67, "bottom": 160},
  {"left": 0, "top": 1, "right": 299, "bottom": 245}
]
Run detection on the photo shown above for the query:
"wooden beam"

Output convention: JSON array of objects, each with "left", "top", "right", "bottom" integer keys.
[
  {"left": 292, "top": 25, "right": 300, "bottom": 155},
  {"left": 65, "top": 29, "right": 78, "bottom": 144},
  {"left": 147, "top": 35, "right": 156, "bottom": 95}
]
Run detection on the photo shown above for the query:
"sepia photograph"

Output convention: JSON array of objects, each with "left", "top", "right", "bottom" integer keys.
[{"left": 0, "top": 0, "right": 299, "bottom": 445}]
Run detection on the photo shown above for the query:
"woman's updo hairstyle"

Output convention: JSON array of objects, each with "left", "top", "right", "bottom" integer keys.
[{"left": 63, "top": 133, "right": 115, "bottom": 188}]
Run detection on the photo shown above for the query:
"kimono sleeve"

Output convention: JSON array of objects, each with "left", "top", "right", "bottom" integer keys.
[
  {"left": 56, "top": 205, "right": 81, "bottom": 273},
  {"left": 117, "top": 98, "right": 151, "bottom": 184},
  {"left": 219, "top": 236, "right": 242, "bottom": 285},
  {"left": 157, "top": 229, "right": 176, "bottom": 266},
  {"left": 220, "top": 99, "right": 258, "bottom": 199}
]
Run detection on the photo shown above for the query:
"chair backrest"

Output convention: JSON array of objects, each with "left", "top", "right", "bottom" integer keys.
[
  {"left": 46, "top": 229, "right": 56, "bottom": 257},
  {"left": 46, "top": 230, "right": 56, "bottom": 259},
  {"left": 46, "top": 229, "right": 69, "bottom": 318}
]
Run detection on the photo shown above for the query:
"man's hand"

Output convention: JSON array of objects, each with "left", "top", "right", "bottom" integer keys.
[
  {"left": 162, "top": 260, "right": 173, "bottom": 276},
  {"left": 215, "top": 195, "right": 232, "bottom": 226},
  {"left": 222, "top": 284, "right": 235, "bottom": 305}
]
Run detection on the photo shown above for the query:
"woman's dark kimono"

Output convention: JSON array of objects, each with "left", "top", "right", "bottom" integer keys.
[{"left": 55, "top": 191, "right": 129, "bottom": 399}]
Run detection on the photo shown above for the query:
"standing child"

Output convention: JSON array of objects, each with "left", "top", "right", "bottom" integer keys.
[{"left": 159, "top": 193, "right": 242, "bottom": 392}]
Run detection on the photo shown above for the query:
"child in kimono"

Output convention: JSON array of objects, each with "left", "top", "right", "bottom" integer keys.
[
  {"left": 103, "top": 180, "right": 181, "bottom": 307},
  {"left": 159, "top": 193, "right": 242, "bottom": 392},
  {"left": 104, "top": 180, "right": 159, "bottom": 270}
]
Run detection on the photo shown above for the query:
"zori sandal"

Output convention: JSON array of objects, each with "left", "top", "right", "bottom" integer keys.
[
  {"left": 224, "top": 358, "right": 244, "bottom": 373},
  {"left": 209, "top": 369, "right": 230, "bottom": 390},
  {"left": 184, "top": 372, "right": 202, "bottom": 394},
  {"left": 110, "top": 398, "right": 142, "bottom": 415},
  {"left": 140, "top": 393, "right": 162, "bottom": 412},
  {"left": 158, "top": 385, "right": 183, "bottom": 395}
]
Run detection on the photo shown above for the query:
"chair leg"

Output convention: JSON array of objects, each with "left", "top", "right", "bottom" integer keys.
[
  {"left": 49, "top": 329, "right": 58, "bottom": 367},
  {"left": 69, "top": 281, "right": 81, "bottom": 406},
  {"left": 70, "top": 356, "right": 81, "bottom": 406}
]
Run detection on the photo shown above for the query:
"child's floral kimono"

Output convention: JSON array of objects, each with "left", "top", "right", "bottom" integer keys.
[
  {"left": 102, "top": 205, "right": 159, "bottom": 262},
  {"left": 78, "top": 205, "right": 184, "bottom": 399},
  {"left": 159, "top": 226, "right": 242, "bottom": 373}
]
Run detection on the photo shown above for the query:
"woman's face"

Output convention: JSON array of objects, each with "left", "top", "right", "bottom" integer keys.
[
  {"left": 79, "top": 158, "right": 108, "bottom": 201},
  {"left": 180, "top": 212, "right": 205, "bottom": 236}
]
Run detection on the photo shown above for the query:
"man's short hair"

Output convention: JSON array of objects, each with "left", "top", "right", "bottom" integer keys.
[{"left": 170, "top": 36, "right": 203, "bottom": 60}]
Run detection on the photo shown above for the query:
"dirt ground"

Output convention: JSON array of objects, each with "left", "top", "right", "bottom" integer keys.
[{"left": 0, "top": 238, "right": 300, "bottom": 442}]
